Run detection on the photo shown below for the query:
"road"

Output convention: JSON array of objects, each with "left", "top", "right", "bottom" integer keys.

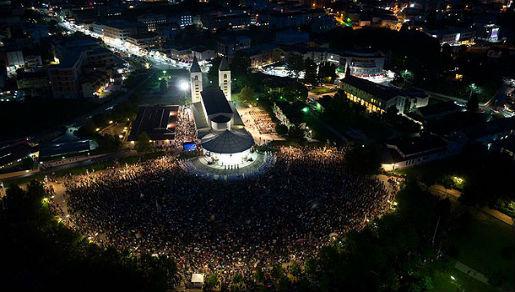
[{"left": 0, "top": 149, "right": 138, "bottom": 184}]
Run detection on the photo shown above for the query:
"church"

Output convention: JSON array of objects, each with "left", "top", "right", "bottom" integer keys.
[{"left": 189, "top": 56, "right": 255, "bottom": 166}]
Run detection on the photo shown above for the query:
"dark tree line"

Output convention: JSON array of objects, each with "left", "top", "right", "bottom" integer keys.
[{"left": 0, "top": 181, "right": 176, "bottom": 292}]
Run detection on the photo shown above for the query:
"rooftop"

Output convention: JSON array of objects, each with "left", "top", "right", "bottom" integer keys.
[
  {"left": 386, "top": 134, "right": 448, "bottom": 158},
  {"left": 201, "top": 129, "right": 254, "bottom": 154},
  {"left": 128, "top": 105, "right": 179, "bottom": 141},
  {"left": 201, "top": 87, "right": 233, "bottom": 116},
  {"left": 342, "top": 74, "right": 400, "bottom": 101}
]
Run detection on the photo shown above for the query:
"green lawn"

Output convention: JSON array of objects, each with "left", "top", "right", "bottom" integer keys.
[
  {"left": 310, "top": 86, "right": 336, "bottom": 95},
  {"left": 449, "top": 213, "right": 515, "bottom": 289},
  {"left": 431, "top": 267, "right": 496, "bottom": 292}
]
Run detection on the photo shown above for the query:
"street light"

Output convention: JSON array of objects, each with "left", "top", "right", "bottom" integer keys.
[
  {"left": 178, "top": 79, "right": 189, "bottom": 92},
  {"left": 178, "top": 79, "right": 189, "bottom": 102}
]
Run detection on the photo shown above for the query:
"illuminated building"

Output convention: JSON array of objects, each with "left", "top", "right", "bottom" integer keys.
[
  {"left": 189, "top": 58, "right": 254, "bottom": 166},
  {"left": 340, "top": 73, "right": 428, "bottom": 114},
  {"left": 137, "top": 14, "right": 167, "bottom": 32},
  {"left": 343, "top": 50, "right": 385, "bottom": 77},
  {"left": 218, "top": 58, "right": 231, "bottom": 101},
  {"left": 190, "top": 56, "right": 203, "bottom": 103}
]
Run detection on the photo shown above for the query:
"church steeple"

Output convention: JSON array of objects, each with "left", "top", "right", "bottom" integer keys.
[
  {"left": 218, "top": 57, "right": 229, "bottom": 71},
  {"left": 190, "top": 56, "right": 201, "bottom": 73},
  {"left": 218, "top": 57, "right": 231, "bottom": 101},
  {"left": 190, "top": 56, "right": 203, "bottom": 103}
]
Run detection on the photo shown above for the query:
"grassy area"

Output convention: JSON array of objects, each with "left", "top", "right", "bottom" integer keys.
[
  {"left": 430, "top": 267, "right": 496, "bottom": 292},
  {"left": 448, "top": 213, "right": 515, "bottom": 289},
  {"left": 310, "top": 86, "right": 336, "bottom": 95}
]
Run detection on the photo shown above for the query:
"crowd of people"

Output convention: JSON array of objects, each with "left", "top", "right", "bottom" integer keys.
[
  {"left": 62, "top": 146, "right": 395, "bottom": 286},
  {"left": 243, "top": 108, "right": 276, "bottom": 136},
  {"left": 171, "top": 106, "right": 198, "bottom": 148}
]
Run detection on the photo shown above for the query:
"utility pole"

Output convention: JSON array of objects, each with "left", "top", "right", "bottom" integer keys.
[{"left": 432, "top": 216, "right": 441, "bottom": 246}]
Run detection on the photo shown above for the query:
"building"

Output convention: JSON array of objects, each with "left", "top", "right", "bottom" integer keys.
[
  {"left": 170, "top": 47, "right": 193, "bottom": 62},
  {"left": 340, "top": 73, "right": 428, "bottom": 114},
  {"left": 381, "top": 134, "right": 458, "bottom": 171},
  {"left": 218, "top": 58, "right": 231, "bottom": 101},
  {"left": 190, "top": 56, "right": 203, "bottom": 103},
  {"left": 47, "top": 50, "right": 85, "bottom": 99},
  {"left": 243, "top": 44, "right": 283, "bottom": 68},
  {"left": 428, "top": 28, "right": 476, "bottom": 46},
  {"left": 16, "top": 70, "right": 50, "bottom": 96},
  {"left": 202, "top": 12, "right": 251, "bottom": 30},
  {"left": 126, "top": 34, "right": 161, "bottom": 50},
  {"left": 40, "top": 139, "right": 96, "bottom": 158},
  {"left": 343, "top": 50, "right": 385, "bottom": 77},
  {"left": 410, "top": 101, "right": 462, "bottom": 124},
  {"left": 476, "top": 24, "right": 500, "bottom": 43},
  {"left": 48, "top": 39, "right": 117, "bottom": 99},
  {"left": 80, "top": 71, "right": 110, "bottom": 98},
  {"left": 92, "top": 20, "right": 137, "bottom": 41},
  {"left": 0, "top": 139, "right": 39, "bottom": 172},
  {"left": 189, "top": 57, "right": 254, "bottom": 165},
  {"left": 170, "top": 13, "right": 193, "bottom": 28},
  {"left": 137, "top": 13, "right": 167, "bottom": 32},
  {"left": 192, "top": 47, "right": 216, "bottom": 61},
  {"left": 128, "top": 105, "right": 180, "bottom": 146},
  {"left": 217, "top": 35, "right": 251, "bottom": 57}
]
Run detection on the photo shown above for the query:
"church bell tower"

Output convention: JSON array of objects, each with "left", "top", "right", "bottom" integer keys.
[
  {"left": 218, "top": 57, "right": 231, "bottom": 101},
  {"left": 190, "top": 56, "right": 203, "bottom": 103}
]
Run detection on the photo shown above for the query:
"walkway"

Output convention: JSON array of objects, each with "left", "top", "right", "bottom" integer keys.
[{"left": 455, "top": 261, "right": 489, "bottom": 284}]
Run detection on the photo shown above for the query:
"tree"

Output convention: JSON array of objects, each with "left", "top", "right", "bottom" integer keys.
[
  {"left": 21, "top": 157, "right": 35, "bottom": 170},
  {"left": 275, "top": 124, "right": 288, "bottom": 136},
  {"left": 288, "top": 125, "right": 305, "bottom": 140},
  {"left": 208, "top": 56, "right": 221, "bottom": 83},
  {"left": 318, "top": 62, "right": 337, "bottom": 83},
  {"left": 304, "top": 58, "right": 318, "bottom": 85},
  {"left": 136, "top": 132, "right": 152, "bottom": 153},
  {"left": 0, "top": 180, "right": 176, "bottom": 291},
  {"left": 467, "top": 93, "right": 479, "bottom": 113},
  {"left": 230, "top": 53, "right": 250, "bottom": 76},
  {"left": 239, "top": 85, "right": 255, "bottom": 102},
  {"left": 345, "top": 144, "right": 380, "bottom": 175},
  {"left": 204, "top": 274, "right": 219, "bottom": 291},
  {"left": 286, "top": 53, "right": 305, "bottom": 79}
]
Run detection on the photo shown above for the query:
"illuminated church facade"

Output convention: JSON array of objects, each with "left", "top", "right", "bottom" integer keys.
[{"left": 189, "top": 57, "right": 254, "bottom": 165}]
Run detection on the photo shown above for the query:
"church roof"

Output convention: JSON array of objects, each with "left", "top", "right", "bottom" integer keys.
[
  {"left": 201, "top": 129, "right": 254, "bottom": 154},
  {"left": 201, "top": 87, "right": 233, "bottom": 116},
  {"left": 218, "top": 57, "right": 230, "bottom": 71},
  {"left": 210, "top": 115, "right": 232, "bottom": 123},
  {"left": 190, "top": 56, "right": 201, "bottom": 73}
]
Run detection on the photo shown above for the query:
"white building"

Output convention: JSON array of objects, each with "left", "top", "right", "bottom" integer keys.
[
  {"left": 189, "top": 57, "right": 254, "bottom": 166},
  {"left": 190, "top": 56, "right": 203, "bottom": 103},
  {"left": 218, "top": 58, "right": 231, "bottom": 101}
]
